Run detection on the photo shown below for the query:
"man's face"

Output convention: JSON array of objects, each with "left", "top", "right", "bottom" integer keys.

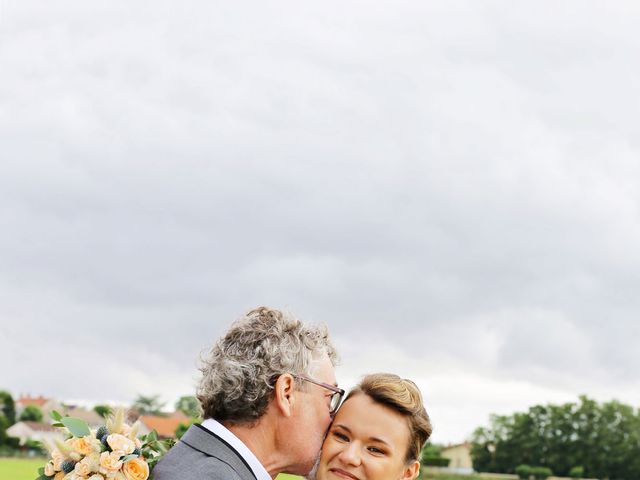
[{"left": 287, "top": 353, "right": 337, "bottom": 475}]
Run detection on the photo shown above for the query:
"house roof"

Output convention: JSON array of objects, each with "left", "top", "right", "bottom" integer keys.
[
  {"left": 139, "top": 412, "right": 189, "bottom": 438},
  {"left": 16, "top": 421, "right": 57, "bottom": 432},
  {"left": 16, "top": 395, "right": 50, "bottom": 408}
]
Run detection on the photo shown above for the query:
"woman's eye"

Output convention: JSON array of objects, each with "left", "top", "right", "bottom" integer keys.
[
  {"left": 332, "top": 432, "right": 349, "bottom": 442},
  {"left": 367, "top": 447, "right": 385, "bottom": 455}
]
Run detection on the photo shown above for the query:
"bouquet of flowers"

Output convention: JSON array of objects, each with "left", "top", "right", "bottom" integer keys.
[{"left": 36, "top": 408, "right": 174, "bottom": 480}]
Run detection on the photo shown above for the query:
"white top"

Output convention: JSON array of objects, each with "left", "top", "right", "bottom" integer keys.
[{"left": 201, "top": 418, "right": 272, "bottom": 480}]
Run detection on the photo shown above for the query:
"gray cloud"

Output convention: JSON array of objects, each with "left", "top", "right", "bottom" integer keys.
[{"left": 2, "top": 0, "right": 640, "bottom": 442}]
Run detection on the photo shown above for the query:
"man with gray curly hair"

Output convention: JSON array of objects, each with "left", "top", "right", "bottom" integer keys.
[{"left": 154, "top": 306, "right": 342, "bottom": 480}]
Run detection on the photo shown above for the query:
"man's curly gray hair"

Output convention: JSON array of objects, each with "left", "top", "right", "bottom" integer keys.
[{"left": 197, "top": 306, "right": 338, "bottom": 424}]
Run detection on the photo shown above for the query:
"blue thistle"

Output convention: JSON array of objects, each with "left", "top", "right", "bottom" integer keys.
[
  {"left": 61, "top": 460, "right": 76, "bottom": 474},
  {"left": 101, "top": 433, "right": 111, "bottom": 450}
]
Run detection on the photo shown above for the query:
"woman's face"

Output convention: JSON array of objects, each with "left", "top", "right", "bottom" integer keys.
[{"left": 316, "top": 393, "right": 420, "bottom": 480}]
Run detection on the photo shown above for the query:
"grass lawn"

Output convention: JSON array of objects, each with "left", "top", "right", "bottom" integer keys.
[
  {"left": 0, "top": 460, "right": 498, "bottom": 480},
  {"left": 0, "top": 458, "right": 43, "bottom": 480},
  {"left": 0, "top": 459, "right": 302, "bottom": 480},
  {"left": 275, "top": 472, "right": 500, "bottom": 480},
  {"left": 422, "top": 474, "right": 506, "bottom": 480}
]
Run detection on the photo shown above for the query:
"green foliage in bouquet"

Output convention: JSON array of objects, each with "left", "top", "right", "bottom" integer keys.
[
  {"left": 36, "top": 408, "right": 174, "bottom": 480},
  {"left": 138, "top": 429, "right": 175, "bottom": 473}
]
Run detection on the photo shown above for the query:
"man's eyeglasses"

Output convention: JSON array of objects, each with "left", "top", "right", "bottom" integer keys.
[
  {"left": 293, "top": 374, "right": 345, "bottom": 415},
  {"left": 271, "top": 373, "right": 345, "bottom": 415}
]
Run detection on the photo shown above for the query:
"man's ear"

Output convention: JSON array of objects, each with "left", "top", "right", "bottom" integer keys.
[
  {"left": 273, "top": 374, "right": 296, "bottom": 417},
  {"left": 401, "top": 461, "right": 420, "bottom": 480}
]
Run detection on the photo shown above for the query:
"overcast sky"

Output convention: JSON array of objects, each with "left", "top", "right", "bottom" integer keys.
[{"left": 2, "top": 1, "right": 640, "bottom": 444}]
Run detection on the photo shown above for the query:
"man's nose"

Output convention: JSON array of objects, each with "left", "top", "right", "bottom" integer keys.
[{"left": 338, "top": 443, "right": 362, "bottom": 467}]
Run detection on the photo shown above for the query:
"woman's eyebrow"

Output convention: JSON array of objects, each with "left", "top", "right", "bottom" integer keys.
[
  {"left": 368, "top": 436, "right": 390, "bottom": 447},
  {"left": 333, "top": 424, "right": 352, "bottom": 433}
]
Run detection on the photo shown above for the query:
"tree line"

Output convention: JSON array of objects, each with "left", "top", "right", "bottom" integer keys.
[{"left": 471, "top": 395, "right": 640, "bottom": 480}]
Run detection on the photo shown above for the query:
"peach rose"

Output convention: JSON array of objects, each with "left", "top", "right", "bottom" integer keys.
[
  {"left": 72, "top": 436, "right": 100, "bottom": 455},
  {"left": 99, "top": 451, "right": 123, "bottom": 472},
  {"left": 83, "top": 452, "right": 101, "bottom": 469},
  {"left": 88, "top": 475, "right": 105, "bottom": 480},
  {"left": 122, "top": 458, "right": 149, "bottom": 480},
  {"left": 107, "top": 434, "right": 135, "bottom": 455},
  {"left": 52, "top": 450, "right": 65, "bottom": 470},
  {"left": 75, "top": 459, "right": 92, "bottom": 476},
  {"left": 44, "top": 462, "right": 55, "bottom": 476},
  {"left": 54, "top": 473, "right": 66, "bottom": 480}
]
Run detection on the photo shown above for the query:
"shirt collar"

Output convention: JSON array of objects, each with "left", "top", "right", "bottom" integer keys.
[{"left": 201, "top": 418, "right": 272, "bottom": 480}]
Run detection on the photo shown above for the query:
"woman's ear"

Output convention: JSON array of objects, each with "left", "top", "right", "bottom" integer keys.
[
  {"left": 401, "top": 461, "right": 420, "bottom": 480},
  {"left": 273, "top": 373, "right": 296, "bottom": 417}
]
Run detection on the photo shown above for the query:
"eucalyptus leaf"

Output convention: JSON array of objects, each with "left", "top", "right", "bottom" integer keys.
[
  {"left": 50, "top": 410, "right": 62, "bottom": 421},
  {"left": 121, "top": 454, "right": 139, "bottom": 462},
  {"left": 61, "top": 416, "right": 91, "bottom": 437},
  {"left": 51, "top": 422, "right": 64, "bottom": 427}
]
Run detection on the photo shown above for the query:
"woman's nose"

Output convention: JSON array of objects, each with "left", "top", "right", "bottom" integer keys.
[{"left": 338, "top": 443, "right": 362, "bottom": 466}]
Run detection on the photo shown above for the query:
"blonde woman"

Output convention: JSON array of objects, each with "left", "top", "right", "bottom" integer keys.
[{"left": 315, "top": 373, "right": 432, "bottom": 480}]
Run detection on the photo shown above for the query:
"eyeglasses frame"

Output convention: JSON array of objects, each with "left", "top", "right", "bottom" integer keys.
[{"left": 271, "top": 373, "right": 345, "bottom": 415}]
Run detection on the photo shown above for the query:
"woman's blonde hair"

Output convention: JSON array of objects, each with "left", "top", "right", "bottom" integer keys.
[{"left": 346, "top": 373, "right": 432, "bottom": 463}]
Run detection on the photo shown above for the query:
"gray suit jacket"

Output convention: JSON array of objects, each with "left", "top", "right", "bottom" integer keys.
[{"left": 153, "top": 424, "right": 258, "bottom": 480}]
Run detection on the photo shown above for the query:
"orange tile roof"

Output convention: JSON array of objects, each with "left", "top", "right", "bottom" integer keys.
[
  {"left": 16, "top": 395, "right": 50, "bottom": 407},
  {"left": 139, "top": 412, "right": 189, "bottom": 438}
]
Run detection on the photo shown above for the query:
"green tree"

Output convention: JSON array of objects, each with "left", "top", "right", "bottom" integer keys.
[
  {"left": 93, "top": 405, "right": 112, "bottom": 418},
  {"left": 175, "top": 418, "right": 197, "bottom": 439},
  {"left": 0, "top": 415, "right": 9, "bottom": 446},
  {"left": 471, "top": 396, "right": 640, "bottom": 480},
  {"left": 19, "top": 405, "right": 43, "bottom": 422},
  {"left": 133, "top": 395, "right": 166, "bottom": 416},
  {"left": 175, "top": 396, "right": 202, "bottom": 419},
  {"left": 420, "top": 442, "right": 449, "bottom": 467},
  {"left": 0, "top": 391, "right": 16, "bottom": 425}
]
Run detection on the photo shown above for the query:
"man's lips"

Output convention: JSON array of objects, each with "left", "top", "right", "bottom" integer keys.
[{"left": 329, "top": 468, "right": 360, "bottom": 480}]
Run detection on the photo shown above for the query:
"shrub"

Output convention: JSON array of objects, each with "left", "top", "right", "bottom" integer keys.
[
  {"left": 515, "top": 464, "right": 531, "bottom": 479},
  {"left": 569, "top": 466, "right": 584, "bottom": 479},
  {"left": 422, "top": 457, "right": 450, "bottom": 467},
  {"left": 5, "top": 437, "right": 20, "bottom": 449},
  {"left": 24, "top": 439, "right": 46, "bottom": 455},
  {"left": 531, "top": 466, "right": 553, "bottom": 480}
]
